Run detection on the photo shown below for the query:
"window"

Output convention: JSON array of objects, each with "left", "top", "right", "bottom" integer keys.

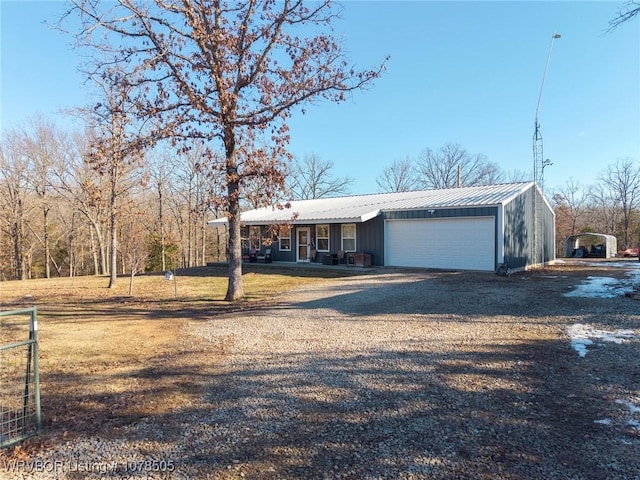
[
  {"left": 249, "top": 226, "right": 261, "bottom": 250},
  {"left": 316, "top": 224, "right": 330, "bottom": 252},
  {"left": 279, "top": 225, "right": 291, "bottom": 251},
  {"left": 341, "top": 224, "right": 356, "bottom": 252}
]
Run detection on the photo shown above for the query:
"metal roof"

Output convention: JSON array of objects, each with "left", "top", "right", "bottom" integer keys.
[{"left": 209, "top": 182, "right": 534, "bottom": 225}]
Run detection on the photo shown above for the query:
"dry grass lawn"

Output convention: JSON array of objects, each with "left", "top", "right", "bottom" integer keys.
[{"left": 0, "top": 265, "right": 358, "bottom": 452}]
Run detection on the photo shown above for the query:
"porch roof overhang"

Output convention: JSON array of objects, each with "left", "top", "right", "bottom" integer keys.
[{"left": 208, "top": 208, "right": 381, "bottom": 226}]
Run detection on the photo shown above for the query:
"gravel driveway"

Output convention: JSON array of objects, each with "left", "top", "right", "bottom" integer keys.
[
  {"left": 3, "top": 262, "right": 640, "bottom": 479},
  {"left": 185, "top": 264, "right": 640, "bottom": 479}
]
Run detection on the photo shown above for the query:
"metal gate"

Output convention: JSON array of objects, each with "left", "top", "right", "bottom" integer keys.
[{"left": 1, "top": 307, "right": 41, "bottom": 448}]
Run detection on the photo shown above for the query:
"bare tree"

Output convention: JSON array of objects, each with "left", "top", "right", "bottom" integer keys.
[
  {"left": 551, "top": 179, "right": 590, "bottom": 255},
  {"left": 287, "top": 154, "right": 353, "bottom": 200},
  {"left": 416, "top": 143, "right": 500, "bottom": 189},
  {"left": 0, "top": 132, "right": 34, "bottom": 280},
  {"left": 84, "top": 69, "right": 152, "bottom": 288},
  {"left": 17, "top": 116, "right": 70, "bottom": 278},
  {"left": 597, "top": 158, "right": 640, "bottom": 248},
  {"left": 52, "top": 130, "right": 110, "bottom": 275},
  {"left": 166, "top": 141, "right": 220, "bottom": 267},
  {"left": 608, "top": 0, "right": 640, "bottom": 31},
  {"left": 374, "top": 157, "right": 418, "bottom": 193},
  {"left": 587, "top": 182, "right": 621, "bottom": 237},
  {"left": 148, "top": 151, "right": 173, "bottom": 272},
  {"left": 551, "top": 179, "right": 590, "bottom": 236},
  {"left": 504, "top": 169, "right": 530, "bottom": 183},
  {"left": 64, "top": 0, "right": 386, "bottom": 301},
  {"left": 120, "top": 205, "right": 149, "bottom": 296}
]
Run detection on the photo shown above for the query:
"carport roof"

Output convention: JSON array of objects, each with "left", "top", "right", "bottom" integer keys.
[{"left": 209, "top": 182, "right": 534, "bottom": 225}]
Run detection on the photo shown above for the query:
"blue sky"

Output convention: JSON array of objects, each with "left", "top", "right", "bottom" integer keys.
[{"left": 1, "top": 1, "right": 639, "bottom": 196}]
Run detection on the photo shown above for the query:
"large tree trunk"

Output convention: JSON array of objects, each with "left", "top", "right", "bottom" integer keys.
[
  {"left": 224, "top": 142, "right": 244, "bottom": 301},
  {"left": 225, "top": 204, "right": 244, "bottom": 301}
]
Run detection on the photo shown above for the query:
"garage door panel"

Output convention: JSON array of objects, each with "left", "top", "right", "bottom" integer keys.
[{"left": 386, "top": 217, "right": 495, "bottom": 271}]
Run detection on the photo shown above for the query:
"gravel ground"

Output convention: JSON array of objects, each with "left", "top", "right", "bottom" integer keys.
[{"left": 2, "top": 261, "right": 640, "bottom": 479}]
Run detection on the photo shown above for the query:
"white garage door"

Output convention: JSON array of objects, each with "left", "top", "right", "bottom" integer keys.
[{"left": 385, "top": 217, "right": 496, "bottom": 271}]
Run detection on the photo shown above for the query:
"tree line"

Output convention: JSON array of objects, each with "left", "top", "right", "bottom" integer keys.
[
  {"left": 2, "top": 113, "right": 637, "bottom": 287},
  {"left": 0, "top": 116, "right": 225, "bottom": 285}
]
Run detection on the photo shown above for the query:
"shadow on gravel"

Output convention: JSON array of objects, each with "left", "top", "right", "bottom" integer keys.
[
  {"left": 27, "top": 337, "right": 638, "bottom": 479},
  {"left": 190, "top": 340, "right": 636, "bottom": 479}
]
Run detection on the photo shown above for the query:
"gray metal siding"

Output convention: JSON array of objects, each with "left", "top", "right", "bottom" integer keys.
[
  {"left": 322, "top": 220, "right": 384, "bottom": 266},
  {"left": 384, "top": 207, "right": 498, "bottom": 220},
  {"left": 275, "top": 243, "right": 295, "bottom": 262},
  {"left": 541, "top": 197, "right": 556, "bottom": 264},
  {"left": 241, "top": 225, "right": 296, "bottom": 262},
  {"left": 503, "top": 190, "right": 530, "bottom": 270},
  {"left": 356, "top": 216, "right": 385, "bottom": 266},
  {"left": 503, "top": 185, "right": 555, "bottom": 269},
  {"left": 328, "top": 224, "right": 341, "bottom": 254}
]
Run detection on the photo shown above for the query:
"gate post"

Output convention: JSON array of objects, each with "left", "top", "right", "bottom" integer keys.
[{"left": 0, "top": 307, "right": 41, "bottom": 448}]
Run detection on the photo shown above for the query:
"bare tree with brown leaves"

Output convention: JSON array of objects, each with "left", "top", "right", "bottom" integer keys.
[
  {"left": 84, "top": 69, "right": 154, "bottom": 288},
  {"left": 63, "top": 0, "right": 386, "bottom": 301},
  {"left": 52, "top": 130, "right": 110, "bottom": 276}
]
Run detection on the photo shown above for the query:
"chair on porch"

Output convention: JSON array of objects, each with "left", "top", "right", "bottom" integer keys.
[
  {"left": 310, "top": 249, "right": 317, "bottom": 263},
  {"left": 337, "top": 250, "right": 345, "bottom": 264},
  {"left": 256, "top": 248, "right": 272, "bottom": 263}
]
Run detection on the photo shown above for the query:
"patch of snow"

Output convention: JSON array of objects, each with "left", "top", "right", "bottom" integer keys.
[
  {"left": 594, "top": 418, "right": 612, "bottom": 425},
  {"left": 562, "top": 261, "right": 640, "bottom": 298},
  {"left": 563, "top": 276, "right": 633, "bottom": 298},
  {"left": 567, "top": 324, "right": 637, "bottom": 357},
  {"left": 615, "top": 399, "right": 640, "bottom": 414}
]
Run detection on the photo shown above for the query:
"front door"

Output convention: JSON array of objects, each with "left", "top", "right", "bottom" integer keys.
[{"left": 297, "top": 227, "right": 310, "bottom": 262}]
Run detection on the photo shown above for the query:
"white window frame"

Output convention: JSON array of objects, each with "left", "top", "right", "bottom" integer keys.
[
  {"left": 315, "top": 224, "right": 330, "bottom": 252},
  {"left": 279, "top": 225, "right": 291, "bottom": 251},
  {"left": 341, "top": 223, "right": 357, "bottom": 252}
]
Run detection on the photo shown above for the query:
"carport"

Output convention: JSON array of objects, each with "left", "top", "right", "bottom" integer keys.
[{"left": 564, "top": 233, "right": 617, "bottom": 258}]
